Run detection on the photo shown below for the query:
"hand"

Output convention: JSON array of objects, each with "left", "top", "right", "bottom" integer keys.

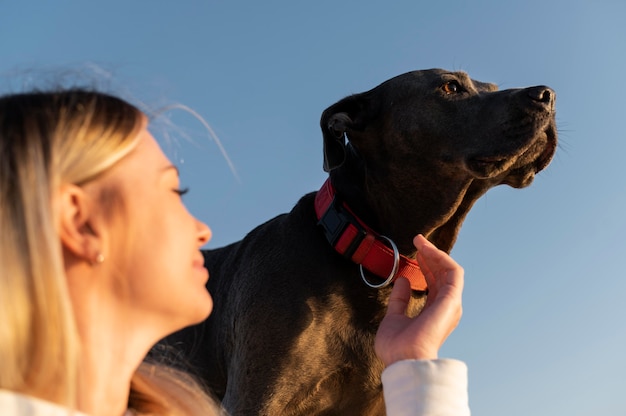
[{"left": 375, "top": 234, "right": 464, "bottom": 367}]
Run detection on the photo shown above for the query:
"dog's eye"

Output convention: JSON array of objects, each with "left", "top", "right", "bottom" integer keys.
[{"left": 441, "top": 81, "right": 462, "bottom": 94}]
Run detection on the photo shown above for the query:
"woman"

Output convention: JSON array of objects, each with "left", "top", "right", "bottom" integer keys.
[{"left": 0, "top": 89, "right": 468, "bottom": 415}]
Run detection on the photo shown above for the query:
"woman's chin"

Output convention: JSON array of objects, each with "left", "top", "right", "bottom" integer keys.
[
  {"left": 161, "top": 291, "right": 212, "bottom": 336},
  {"left": 189, "top": 292, "right": 213, "bottom": 325}
]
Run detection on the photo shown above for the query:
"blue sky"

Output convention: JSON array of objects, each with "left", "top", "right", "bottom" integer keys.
[{"left": 2, "top": 1, "right": 625, "bottom": 414}]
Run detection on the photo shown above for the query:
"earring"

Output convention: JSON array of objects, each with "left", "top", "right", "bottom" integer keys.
[{"left": 93, "top": 252, "right": 105, "bottom": 265}]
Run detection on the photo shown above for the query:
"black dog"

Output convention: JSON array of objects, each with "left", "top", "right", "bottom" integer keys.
[{"left": 162, "top": 69, "right": 557, "bottom": 415}]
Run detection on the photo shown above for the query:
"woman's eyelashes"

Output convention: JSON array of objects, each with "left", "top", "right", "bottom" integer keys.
[{"left": 173, "top": 187, "right": 189, "bottom": 197}]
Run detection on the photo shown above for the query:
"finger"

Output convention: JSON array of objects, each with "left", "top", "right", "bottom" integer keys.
[
  {"left": 414, "top": 235, "right": 443, "bottom": 276},
  {"left": 416, "top": 249, "right": 436, "bottom": 288},
  {"left": 385, "top": 277, "right": 411, "bottom": 316},
  {"left": 413, "top": 235, "right": 434, "bottom": 278},
  {"left": 414, "top": 234, "right": 462, "bottom": 277},
  {"left": 414, "top": 235, "right": 450, "bottom": 269},
  {"left": 414, "top": 235, "right": 464, "bottom": 309}
]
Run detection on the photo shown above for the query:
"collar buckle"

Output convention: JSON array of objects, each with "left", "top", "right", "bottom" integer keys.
[{"left": 317, "top": 196, "right": 367, "bottom": 260}]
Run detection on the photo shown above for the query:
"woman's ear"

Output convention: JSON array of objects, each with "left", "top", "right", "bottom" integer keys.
[{"left": 57, "top": 184, "right": 103, "bottom": 264}]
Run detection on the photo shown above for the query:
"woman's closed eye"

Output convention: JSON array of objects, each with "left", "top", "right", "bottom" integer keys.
[{"left": 173, "top": 187, "right": 189, "bottom": 197}]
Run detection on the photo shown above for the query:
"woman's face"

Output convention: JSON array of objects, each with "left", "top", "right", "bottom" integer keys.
[{"left": 91, "top": 126, "right": 213, "bottom": 335}]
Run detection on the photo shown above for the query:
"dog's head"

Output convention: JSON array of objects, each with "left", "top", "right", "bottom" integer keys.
[
  {"left": 321, "top": 68, "right": 557, "bottom": 189},
  {"left": 320, "top": 69, "right": 557, "bottom": 252}
]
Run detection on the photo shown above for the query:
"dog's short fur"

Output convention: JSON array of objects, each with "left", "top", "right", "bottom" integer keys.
[{"left": 162, "top": 69, "right": 557, "bottom": 415}]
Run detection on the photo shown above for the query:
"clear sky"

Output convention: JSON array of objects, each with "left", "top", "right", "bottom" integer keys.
[{"left": 2, "top": 1, "right": 625, "bottom": 414}]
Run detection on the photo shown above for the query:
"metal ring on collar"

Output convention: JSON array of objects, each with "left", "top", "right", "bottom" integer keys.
[{"left": 359, "top": 235, "right": 400, "bottom": 289}]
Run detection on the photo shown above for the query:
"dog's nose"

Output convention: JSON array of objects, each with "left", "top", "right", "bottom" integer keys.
[{"left": 527, "top": 86, "right": 556, "bottom": 108}]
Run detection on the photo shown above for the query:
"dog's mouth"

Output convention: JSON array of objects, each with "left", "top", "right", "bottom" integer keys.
[
  {"left": 466, "top": 123, "right": 558, "bottom": 188},
  {"left": 466, "top": 156, "right": 510, "bottom": 178},
  {"left": 532, "top": 123, "right": 558, "bottom": 173}
]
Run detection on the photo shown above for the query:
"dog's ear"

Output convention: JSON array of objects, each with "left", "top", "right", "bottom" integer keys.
[
  {"left": 320, "top": 94, "right": 367, "bottom": 172},
  {"left": 322, "top": 111, "right": 351, "bottom": 172}
]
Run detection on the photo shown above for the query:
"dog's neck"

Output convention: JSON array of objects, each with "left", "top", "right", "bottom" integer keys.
[
  {"left": 315, "top": 178, "right": 428, "bottom": 291},
  {"left": 329, "top": 145, "right": 491, "bottom": 254}
]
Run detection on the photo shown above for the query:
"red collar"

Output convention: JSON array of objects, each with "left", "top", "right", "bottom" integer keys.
[{"left": 315, "top": 179, "right": 427, "bottom": 291}]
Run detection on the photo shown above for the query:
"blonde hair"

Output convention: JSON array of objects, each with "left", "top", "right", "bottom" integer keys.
[{"left": 0, "top": 89, "right": 221, "bottom": 415}]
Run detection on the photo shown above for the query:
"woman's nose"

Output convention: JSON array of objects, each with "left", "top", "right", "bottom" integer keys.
[{"left": 197, "top": 220, "right": 212, "bottom": 246}]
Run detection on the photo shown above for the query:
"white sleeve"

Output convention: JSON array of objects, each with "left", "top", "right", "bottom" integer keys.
[{"left": 381, "top": 359, "right": 470, "bottom": 416}]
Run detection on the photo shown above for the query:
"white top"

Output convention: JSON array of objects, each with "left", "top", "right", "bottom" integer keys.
[
  {"left": 0, "top": 390, "right": 87, "bottom": 416},
  {"left": 382, "top": 359, "right": 470, "bottom": 416},
  {"left": 0, "top": 390, "right": 134, "bottom": 416},
  {"left": 2, "top": 359, "right": 470, "bottom": 416}
]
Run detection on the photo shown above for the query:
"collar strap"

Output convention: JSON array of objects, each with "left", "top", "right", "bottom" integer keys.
[{"left": 315, "top": 179, "right": 427, "bottom": 291}]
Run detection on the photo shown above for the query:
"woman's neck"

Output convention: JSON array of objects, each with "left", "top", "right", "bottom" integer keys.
[
  {"left": 76, "top": 340, "right": 136, "bottom": 416},
  {"left": 68, "top": 266, "right": 159, "bottom": 416}
]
